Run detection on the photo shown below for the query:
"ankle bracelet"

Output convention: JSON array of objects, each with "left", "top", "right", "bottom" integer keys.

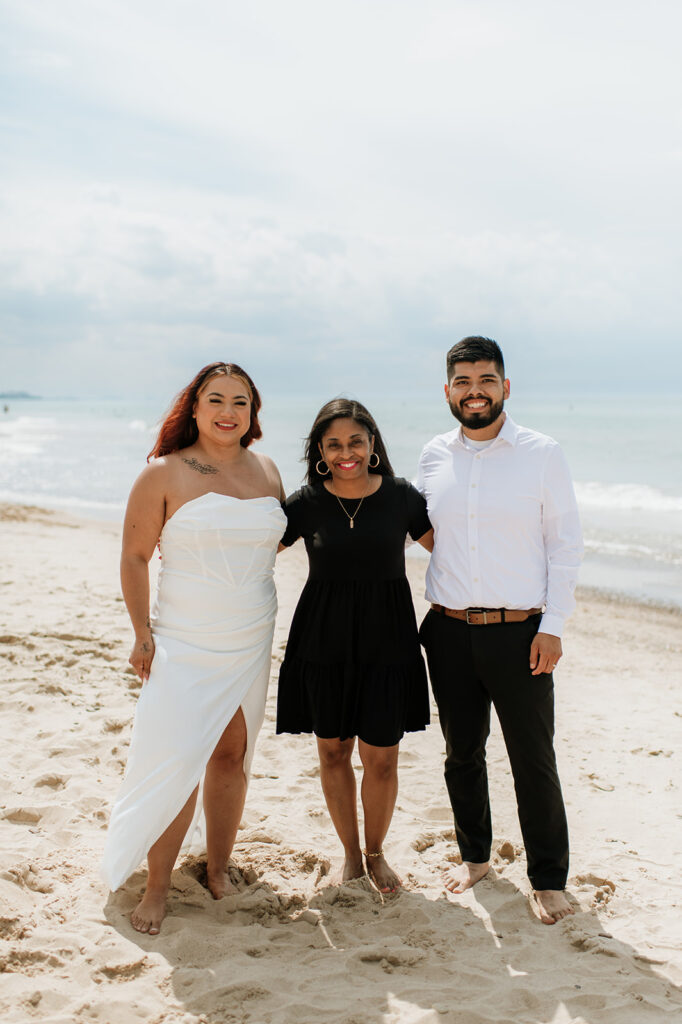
[{"left": 363, "top": 848, "right": 384, "bottom": 858}]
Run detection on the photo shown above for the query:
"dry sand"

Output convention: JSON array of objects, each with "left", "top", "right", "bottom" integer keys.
[{"left": 1, "top": 502, "right": 681, "bottom": 1024}]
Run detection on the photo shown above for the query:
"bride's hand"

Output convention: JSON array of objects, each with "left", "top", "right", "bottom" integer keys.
[{"left": 129, "top": 634, "right": 155, "bottom": 682}]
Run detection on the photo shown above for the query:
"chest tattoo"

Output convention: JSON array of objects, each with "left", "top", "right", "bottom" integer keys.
[{"left": 182, "top": 457, "right": 218, "bottom": 476}]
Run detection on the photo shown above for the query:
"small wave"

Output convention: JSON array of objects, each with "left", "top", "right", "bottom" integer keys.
[
  {"left": 583, "top": 538, "right": 682, "bottom": 566},
  {"left": 0, "top": 489, "right": 124, "bottom": 514},
  {"left": 575, "top": 481, "right": 682, "bottom": 512},
  {"left": 0, "top": 415, "right": 59, "bottom": 433}
]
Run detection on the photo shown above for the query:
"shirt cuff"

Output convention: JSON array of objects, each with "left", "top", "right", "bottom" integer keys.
[{"left": 538, "top": 612, "right": 564, "bottom": 638}]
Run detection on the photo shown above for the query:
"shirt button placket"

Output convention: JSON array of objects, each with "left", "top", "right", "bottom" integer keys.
[{"left": 468, "top": 455, "right": 482, "bottom": 605}]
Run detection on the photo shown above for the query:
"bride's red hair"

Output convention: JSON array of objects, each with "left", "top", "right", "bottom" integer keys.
[{"left": 148, "top": 362, "right": 262, "bottom": 460}]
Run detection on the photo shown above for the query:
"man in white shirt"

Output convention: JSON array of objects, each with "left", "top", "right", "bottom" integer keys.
[{"left": 417, "top": 336, "right": 582, "bottom": 924}]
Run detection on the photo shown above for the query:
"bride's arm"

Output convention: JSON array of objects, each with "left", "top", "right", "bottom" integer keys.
[{"left": 121, "top": 462, "right": 167, "bottom": 681}]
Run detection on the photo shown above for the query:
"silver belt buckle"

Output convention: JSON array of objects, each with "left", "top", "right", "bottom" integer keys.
[{"left": 466, "top": 607, "right": 487, "bottom": 624}]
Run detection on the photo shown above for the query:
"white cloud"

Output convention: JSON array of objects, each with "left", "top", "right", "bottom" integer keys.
[{"left": 1, "top": 0, "right": 681, "bottom": 397}]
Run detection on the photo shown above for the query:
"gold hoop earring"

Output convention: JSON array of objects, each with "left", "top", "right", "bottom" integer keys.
[
  {"left": 316, "top": 459, "right": 330, "bottom": 476},
  {"left": 369, "top": 452, "right": 380, "bottom": 469}
]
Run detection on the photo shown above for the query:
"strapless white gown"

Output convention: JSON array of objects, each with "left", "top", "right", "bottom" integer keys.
[{"left": 101, "top": 492, "right": 286, "bottom": 891}]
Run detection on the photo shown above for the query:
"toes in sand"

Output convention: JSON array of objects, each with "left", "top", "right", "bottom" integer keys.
[
  {"left": 365, "top": 852, "right": 401, "bottom": 894},
  {"left": 442, "top": 861, "right": 489, "bottom": 894},
  {"left": 533, "top": 888, "right": 575, "bottom": 924},
  {"left": 206, "top": 867, "right": 238, "bottom": 900},
  {"left": 342, "top": 854, "right": 365, "bottom": 883},
  {"left": 131, "top": 889, "right": 167, "bottom": 935}
]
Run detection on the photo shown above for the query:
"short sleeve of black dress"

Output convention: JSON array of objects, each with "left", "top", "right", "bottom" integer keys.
[{"left": 276, "top": 476, "right": 430, "bottom": 746}]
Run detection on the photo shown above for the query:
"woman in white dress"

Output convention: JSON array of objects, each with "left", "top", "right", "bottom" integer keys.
[{"left": 101, "top": 362, "right": 286, "bottom": 935}]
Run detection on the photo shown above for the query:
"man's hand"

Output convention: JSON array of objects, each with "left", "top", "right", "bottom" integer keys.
[{"left": 530, "top": 632, "right": 562, "bottom": 676}]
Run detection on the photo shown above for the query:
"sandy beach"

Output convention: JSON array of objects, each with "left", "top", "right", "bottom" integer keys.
[{"left": 1, "top": 502, "right": 681, "bottom": 1024}]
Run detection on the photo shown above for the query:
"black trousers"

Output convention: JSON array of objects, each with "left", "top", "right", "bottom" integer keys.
[{"left": 419, "top": 608, "right": 569, "bottom": 891}]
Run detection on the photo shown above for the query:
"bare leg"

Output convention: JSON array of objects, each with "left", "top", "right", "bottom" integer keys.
[
  {"left": 316, "top": 736, "right": 364, "bottom": 881},
  {"left": 358, "top": 740, "right": 401, "bottom": 893},
  {"left": 131, "top": 785, "right": 199, "bottom": 935},
  {"left": 442, "top": 860, "right": 489, "bottom": 894},
  {"left": 204, "top": 707, "right": 248, "bottom": 899},
  {"left": 533, "top": 889, "right": 575, "bottom": 924}
]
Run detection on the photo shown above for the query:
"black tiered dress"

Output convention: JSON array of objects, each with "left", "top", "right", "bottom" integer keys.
[{"left": 276, "top": 476, "right": 431, "bottom": 747}]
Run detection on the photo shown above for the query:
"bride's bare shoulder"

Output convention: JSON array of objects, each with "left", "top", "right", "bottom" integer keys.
[{"left": 251, "top": 451, "right": 284, "bottom": 498}]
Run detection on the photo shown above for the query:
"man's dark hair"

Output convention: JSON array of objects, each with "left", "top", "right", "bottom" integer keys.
[{"left": 446, "top": 336, "right": 505, "bottom": 381}]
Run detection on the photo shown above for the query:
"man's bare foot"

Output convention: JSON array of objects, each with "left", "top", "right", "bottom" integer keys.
[
  {"left": 533, "top": 889, "right": 575, "bottom": 924},
  {"left": 443, "top": 860, "right": 489, "bottom": 894},
  {"left": 365, "top": 853, "right": 401, "bottom": 894},
  {"left": 131, "top": 888, "right": 167, "bottom": 935},
  {"left": 206, "top": 866, "right": 238, "bottom": 900}
]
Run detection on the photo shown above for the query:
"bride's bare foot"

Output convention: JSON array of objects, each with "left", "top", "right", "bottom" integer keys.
[
  {"left": 131, "top": 887, "right": 167, "bottom": 935},
  {"left": 442, "top": 860, "right": 489, "bottom": 894},
  {"left": 533, "top": 889, "right": 575, "bottom": 924},
  {"left": 365, "top": 852, "right": 401, "bottom": 894},
  {"left": 206, "top": 865, "right": 238, "bottom": 900}
]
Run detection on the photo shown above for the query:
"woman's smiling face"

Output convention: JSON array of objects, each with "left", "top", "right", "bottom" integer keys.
[
  {"left": 193, "top": 373, "right": 252, "bottom": 445},
  {"left": 319, "top": 417, "right": 374, "bottom": 484}
]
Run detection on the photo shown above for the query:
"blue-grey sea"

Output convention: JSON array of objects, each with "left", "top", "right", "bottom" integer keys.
[{"left": 1, "top": 394, "right": 681, "bottom": 610}]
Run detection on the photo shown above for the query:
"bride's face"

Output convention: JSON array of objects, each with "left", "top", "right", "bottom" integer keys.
[{"left": 193, "top": 374, "right": 252, "bottom": 445}]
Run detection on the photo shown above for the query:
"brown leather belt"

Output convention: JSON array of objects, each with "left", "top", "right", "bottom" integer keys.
[{"left": 431, "top": 604, "right": 542, "bottom": 625}]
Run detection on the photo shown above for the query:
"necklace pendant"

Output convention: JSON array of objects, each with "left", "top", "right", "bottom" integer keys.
[{"left": 350, "top": 519, "right": 354, "bottom": 529}]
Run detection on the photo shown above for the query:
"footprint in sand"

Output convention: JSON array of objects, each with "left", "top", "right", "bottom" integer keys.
[
  {"left": 585, "top": 772, "right": 615, "bottom": 792},
  {"left": 355, "top": 944, "right": 426, "bottom": 972},
  {"left": 103, "top": 719, "right": 126, "bottom": 733},
  {"left": 33, "top": 773, "right": 67, "bottom": 790},
  {"left": 0, "top": 948, "right": 65, "bottom": 973},
  {"left": 2, "top": 807, "right": 43, "bottom": 825},
  {"left": 412, "top": 828, "right": 456, "bottom": 853},
  {"left": 495, "top": 840, "right": 518, "bottom": 863},
  {"left": 574, "top": 873, "right": 617, "bottom": 907},
  {"left": 97, "top": 957, "right": 150, "bottom": 981},
  {"left": 36, "top": 682, "right": 68, "bottom": 696},
  {"left": 294, "top": 850, "right": 331, "bottom": 880}
]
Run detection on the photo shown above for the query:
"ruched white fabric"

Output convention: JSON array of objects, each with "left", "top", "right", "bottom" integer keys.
[{"left": 101, "top": 492, "right": 286, "bottom": 891}]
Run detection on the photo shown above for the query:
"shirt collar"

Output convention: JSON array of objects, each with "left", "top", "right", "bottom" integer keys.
[{"left": 446, "top": 412, "right": 519, "bottom": 449}]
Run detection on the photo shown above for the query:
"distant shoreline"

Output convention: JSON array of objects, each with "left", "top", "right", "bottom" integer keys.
[{"left": 1, "top": 499, "right": 680, "bottom": 618}]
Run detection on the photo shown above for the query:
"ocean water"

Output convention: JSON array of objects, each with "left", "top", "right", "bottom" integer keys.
[{"left": 1, "top": 394, "right": 681, "bottom": 610}]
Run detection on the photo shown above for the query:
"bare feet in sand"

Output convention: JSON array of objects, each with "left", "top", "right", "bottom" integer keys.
[
  {"left": 533, "top": 889, "right": 575, "bottom": 924},
  {"left": 442, "top": 860, "right": 489, "bottom": 894},
  {"left": 365, "top": 852, "right": 401, "bottom": 894},
  {"left": 206, "top": 866, "right": 238, "bottom": 900},
  {"left": 341, "top": 854, "right": 365, "bottom": 883},
  {"left": 131, "top": 888, "right": 167, "bottom": 935}
]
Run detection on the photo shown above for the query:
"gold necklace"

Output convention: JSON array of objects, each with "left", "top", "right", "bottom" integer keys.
[{"left": 330, "top": 479, "right": 371, "bottom": 529}]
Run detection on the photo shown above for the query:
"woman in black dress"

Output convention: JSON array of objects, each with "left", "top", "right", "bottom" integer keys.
[{"left": 277, "top": 399, "right": 433, "bottom": 893}]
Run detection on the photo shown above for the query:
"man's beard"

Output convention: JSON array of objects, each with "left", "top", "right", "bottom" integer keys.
[{"left": 448, "top": 395, "right": 505, "bottom": 430}]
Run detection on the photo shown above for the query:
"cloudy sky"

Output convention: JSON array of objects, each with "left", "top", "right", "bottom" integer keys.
[{"left": 1, "top": 0, "right": 680, "bottom": 400}]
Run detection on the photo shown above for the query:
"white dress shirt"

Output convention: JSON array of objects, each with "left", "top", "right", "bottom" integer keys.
[{"left": 416, "top": 414, "right": 583, "bottom": 637}]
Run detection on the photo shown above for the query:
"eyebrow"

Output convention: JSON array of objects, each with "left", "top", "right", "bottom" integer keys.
[
  {"left": 453, "top": 373, "right": 499, "bottom": 381},
  {"left": 325, "top": 433, "right": 365, "bottom": 441},
  {"left": 207, "top": 390, "right": 249, "bottom": 399}
]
